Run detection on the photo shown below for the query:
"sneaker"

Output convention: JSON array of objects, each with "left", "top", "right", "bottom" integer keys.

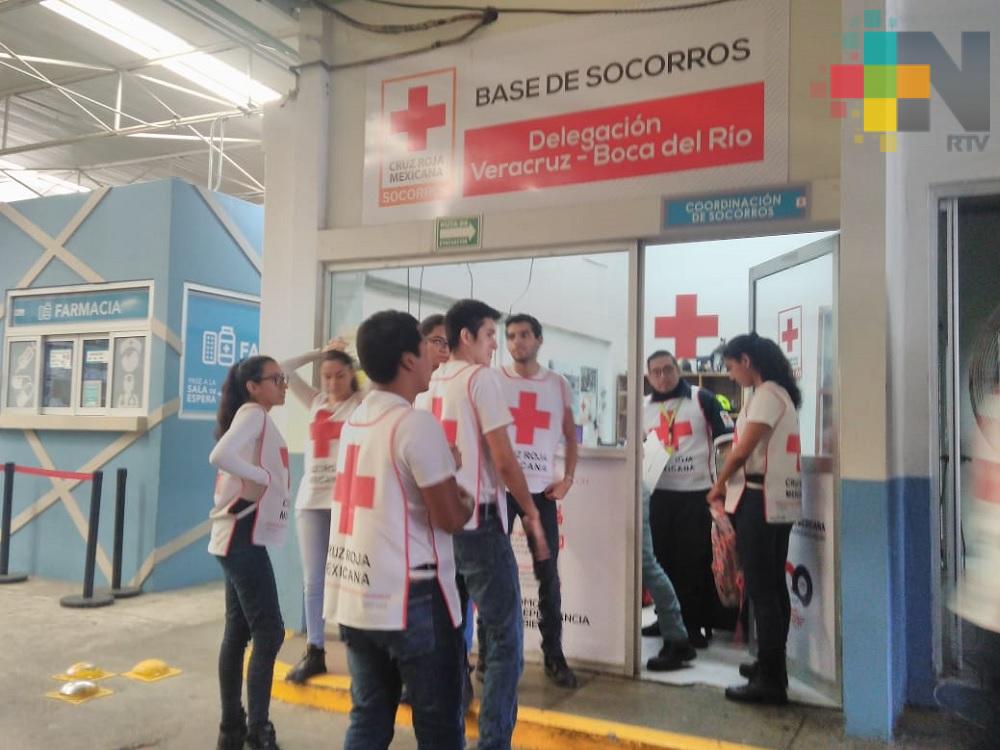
[
  {"left": 285, "top": 644, "right": 326, "bottom": 684},
  {"left": 544, "top": 655, "right": 579, "bottom": 689},
  {"left": 246, "top": 721, "right": 280, "bottom": 750},
  {"left": 646, "top": 641, "right": 697, "bottom": 672},
  {"left": 216, "top": 723, "right": 246, "bottom": 750},
  {"left": 641, "top": 622, "right": 661, "bottom": 637}
]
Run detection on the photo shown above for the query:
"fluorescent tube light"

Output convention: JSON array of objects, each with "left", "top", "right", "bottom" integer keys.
[{"left": 41, "top": 0, "right": 281, "bottom": 106}]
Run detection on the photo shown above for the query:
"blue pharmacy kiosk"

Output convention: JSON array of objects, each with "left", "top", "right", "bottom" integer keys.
[{"left": 0, "top": 179, "right": 263, "bottom": 592}]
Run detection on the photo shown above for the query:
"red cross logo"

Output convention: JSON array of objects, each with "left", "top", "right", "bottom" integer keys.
[
  {"left": 510, "top": 391, "right": 551, "bottom": 445},
  {"left": 390, "top": 86, "right": 446, "bottom": 152},
  {"left": 333, "top": 444, "right": 376, "bottom": 535},
  {"left": 652, "top": 412, "right": 693, "bottom": 450},
  {"left": 781, "top": 317, "right": 799, "bottom": 353},
  {"left": 654, "top": 294, "right": 719, "bottom": 359},
  {"left": 431, "top": 397, "right": 458, "bottom": 446},
  {"left": 786, "top": 434, "right": 801, "bottom": 472},
  {"left": 310, "top": 409, "right": 344, "bottom": 459}
]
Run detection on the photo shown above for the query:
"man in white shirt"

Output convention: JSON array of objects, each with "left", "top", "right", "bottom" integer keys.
[
  {"left": 325, "top": 310, "right": 473, "bottom": 750},
  {"left": 498, "top": 313, "right": 578, "bottom": 688},
  {"left": 418, "top": 299, "right": 549, "bottom": 750}
]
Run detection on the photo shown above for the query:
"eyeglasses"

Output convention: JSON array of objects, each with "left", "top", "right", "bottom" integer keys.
[
  {"left": 648, "top": 367, "right": 675, "bottom": 378},
  {"left": 428, "top": 336, "right": 449, "bottom": 349},
  {"left": 258, "top": 373, "right": 289, "bottom": 387}
]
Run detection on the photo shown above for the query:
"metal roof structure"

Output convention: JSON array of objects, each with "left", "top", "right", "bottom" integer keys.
[{"left": 0, "top": 0, "right": 302, "bottom": 203}]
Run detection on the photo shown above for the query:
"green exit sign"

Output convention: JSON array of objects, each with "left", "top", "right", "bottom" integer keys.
[{"left": 435, "top": 216, "right": 482, "bottom": 250}]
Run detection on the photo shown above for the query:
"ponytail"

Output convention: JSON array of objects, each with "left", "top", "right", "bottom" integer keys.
[
  {"left": 215, "top": 355, "right": 276, "bottom": 439},
  {"left": 723, "top": 333, "right": 802, "bottom": 408}
]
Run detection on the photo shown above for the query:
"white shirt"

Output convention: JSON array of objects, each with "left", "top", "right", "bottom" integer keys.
[
  {"left": 209, "top": 405, "right": 269, "bottom": 486},
  {"left": 740, "top": 385, "right": 787, "bottom": 476}
]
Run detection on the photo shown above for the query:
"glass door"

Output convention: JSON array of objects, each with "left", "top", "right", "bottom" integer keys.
[{"left": 749, "top": 234, "right": 840, "bottom": 706}]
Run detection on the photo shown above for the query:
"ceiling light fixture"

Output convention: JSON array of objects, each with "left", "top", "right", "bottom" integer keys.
[{"left": 40, "top": 0, "right": 281, "bottom": 108}]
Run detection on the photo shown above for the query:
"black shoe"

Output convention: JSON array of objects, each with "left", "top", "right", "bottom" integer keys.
[
  {"left": 246, "top": 721, "right": 280, "bottom": 750},
  {"left": 688, "top": 628, "right": 709, "bottom": 649},
  {"left": 646, "top": 640, "right": 697, "bottom": 672},
  {"left": 285, "top": 644, "right": 326, "bottom": 684},
  {"left": 544, "top": 654, "right": 579, "bottom": 689},
  {"left": 641, "top": 622, "right": 661, "bottom": 637},
  {"left": 216, "top": 722, "right": 246, "bottom": 750},
  {"left": 739, "top": 660, "right": 788, "bottom": 686},
  {"left": 725, "top": 676, "right": 788, "bottom": 705},
  {"left": 704, "top": 626, "right": 714, "bottom": 640}
]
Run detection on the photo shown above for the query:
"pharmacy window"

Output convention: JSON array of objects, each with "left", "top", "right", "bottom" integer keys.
[{"left": 2, "top": 282, "right": 153, "bottom": 423}]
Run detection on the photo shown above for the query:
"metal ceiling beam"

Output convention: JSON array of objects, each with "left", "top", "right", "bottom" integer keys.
[{"left": 18, "top": 141, "right": 259, "bottom": 172}]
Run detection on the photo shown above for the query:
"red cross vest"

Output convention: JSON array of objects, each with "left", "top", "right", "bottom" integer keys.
[
  {"left": 296, "top": 391, "right": 363, "bottom": 511},
  {"left": 324, "top": 397, "right": 462, "bottom": 630},
  {"left": 724, "top": 381, "right": 802, "bottom": 524},
  {"left": 416, "top": 360, "right": 506, "bottom": 532},
  {"left": 642, "top": 387, "right": 714, "bottom": 491},
  {"left": 208, "top": 404, "right": 291, "bottom": 555},
  {"left": 499, "top": 365, "right": 565, "bottom": 494}
]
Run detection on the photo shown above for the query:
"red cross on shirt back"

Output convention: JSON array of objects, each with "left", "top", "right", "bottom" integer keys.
[
  {"left": 333, "top": 444, "right": 375, "bottom": 535},
  {"left": 390, "top": 86, "right": 446, "bottom": 152},
  {"left": 431, "top": 397, "right": 458, "bottom": 445},
  {"left": 310, "top": 408, "right": 344, "bottom": 459},
  {"left": 653, "top": 411, "right": 693, "bottom": 450},
  {"left": 654, "top": 294, "right": 719, "bottom": 359},
  {"left": 781, "top": 317, "right": 799, "bottom": 352},
  {"left": 510, "top": 391, "right": 551, "bottom": 445}
]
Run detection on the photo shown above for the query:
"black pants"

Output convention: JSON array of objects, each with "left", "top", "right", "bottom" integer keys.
[
  {"left": 732, "top": 489, "right": 792, "bottom": 665},
  {"left": 506, "top": 491, "right": 564, "bottom": 661},
  {"left": 649, "top": 488, "right": 716, "bottom": 634},
  {"left": 215, "top": 508, "right": 285, "bottom": 730}
]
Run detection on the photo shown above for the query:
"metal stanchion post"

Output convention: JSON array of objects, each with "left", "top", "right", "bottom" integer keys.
[
  {"left": 110, "top": 468, "right": 140, "bottom": 598},
  {"left": 61, "top": 471, "right": 113, "bottom": 608},
  {"left": 0, "top": 462, "right": 27, "bottom": 584}
]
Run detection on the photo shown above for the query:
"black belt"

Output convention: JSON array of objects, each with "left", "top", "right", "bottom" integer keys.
[
  {"left": 746, "top": 473, "right": 765, "bottom": 484},
  {"left": 411, "top": 563, "right": 437, "bottom": 572},
  {"left": 479, "top": 502, "right": 501, "bottom": 521}
]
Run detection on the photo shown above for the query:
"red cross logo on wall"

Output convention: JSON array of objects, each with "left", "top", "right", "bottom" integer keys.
[
  {"left": 431, "top": 397, "right": 458, "bottom": 445},
  {"left": 390, "top": 86, "right": 446, "bottom": 152},
  {"left": 786, "top": 434, "right": 801, "bottom": 472},
  {"left": 654, "top": 294, "right": 719, "bottom": 359},
  {"left": 653, "top": 412, "right": 693, "bottom": 450},
  {"left": 510, "top": 392, "right": 551, "bottom": 445},
  {"left": 781, "top": 318, "right": 799, "bottom": 353},
  {"left": 333, "top": 445, "right": 376, "bottom": 535},
  {"left": 310, "top": 409, "right": 344, "bottom": 459}
]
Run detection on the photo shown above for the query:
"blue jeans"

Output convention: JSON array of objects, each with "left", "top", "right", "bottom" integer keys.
[
  {"left": 341, "top": 580, "right": 466, "bottom": 750},
  {"left": 454, "top": 513, "right": 523, "bottom": 750},
  {"left": 216, "top": 508, "right": 286, "bottom": 730},
  {"left": 641, "top": 488, "right": 688, "bottom": 642},
  {"left": 296, "top": 508, "right": 331, "bottom": 648}
]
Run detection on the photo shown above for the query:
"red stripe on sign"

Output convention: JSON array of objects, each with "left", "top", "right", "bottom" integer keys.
[
  {"left": 973, "top": 458, "right": 1000, "bottom": 503},
  {"left": 15, "top": 464, "right": 95, "bottom": 482},
  {"left": 462, "top": 82, "right": 765, "bottom": 197}
]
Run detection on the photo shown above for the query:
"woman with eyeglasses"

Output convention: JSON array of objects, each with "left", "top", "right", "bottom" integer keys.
[
  {"left": 208, "top": 356, "right": 291, "bottom": 750},
  {"left": 421, "top": 313, "right": 452, "bottom": 370},
  {"left": 280, "top": 340, "right": 363, "bottom": 685}
]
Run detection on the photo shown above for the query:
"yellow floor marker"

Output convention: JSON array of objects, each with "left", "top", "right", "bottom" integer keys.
[
  {"left": 51, "top": 662, "right": 115, "bottom": 682},
  {"left": 122, "top": 658, "right": 182, "bottom": 683},
  {"left": 46, "top": 680, "right": 114, "bottom": 705}
]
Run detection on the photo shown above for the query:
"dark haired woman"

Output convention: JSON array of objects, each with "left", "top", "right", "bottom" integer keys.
[
  {"left": 208, "top": 355, "right": 290, "bottom": 750},
  {"left": 707, "top": 333, "right": 802, "bottom": 706},
  {"left": 280, "top": 341, "right": 363, "bottom": 684}
]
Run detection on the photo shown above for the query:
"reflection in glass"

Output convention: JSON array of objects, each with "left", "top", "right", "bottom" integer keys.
[
  {"left": 6, "top": 340, "right": 38, "bottom": 409},
  {"left": 42, "top": 340, "right": 74, "bottom": 408},
  {"left": 81, "top": 339, "right": 110, "bottom": 408},
  {"left": 112, "top": 337, "right": 145, "bottom": 409}
]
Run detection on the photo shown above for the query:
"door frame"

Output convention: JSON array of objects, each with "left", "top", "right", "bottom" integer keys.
[{"left": 748, "top": 235, "right": 843, "bottom": 706}]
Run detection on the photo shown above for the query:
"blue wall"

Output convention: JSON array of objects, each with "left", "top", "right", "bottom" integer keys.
[{"left": 0, "top": 179, "right": 262, "bottom": 592}]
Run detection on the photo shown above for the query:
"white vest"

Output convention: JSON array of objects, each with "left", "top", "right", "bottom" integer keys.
[
  {"left": 208, "top": 404, "right": 290, "bottom": 555},
  {"left": 324, "top": 399, "right": 462, "bottom": 630},
  {"left": 499, "top": 365, "right": 565, "bottom": 494},
  {"left": 417, "top": 361, "right": 506, "bottom": 531},
  {"left": 642, "top": 387, "right": 715, "bottom": 491},
  {"left": 725, "top": 381, "right": 802, "bottom": 523},
  {"left": 296, "top": 391, "right": 362, "bottom": 511}
]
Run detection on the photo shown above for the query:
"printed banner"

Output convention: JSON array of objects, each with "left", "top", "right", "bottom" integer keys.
[
  {"left": 364, "top": 0, "right": 788, "bottom": 224},
  {"left": 180, "top": 285, "right": 260, "bottom": 419},
  {"left": 9, "top": 286, "right": 150, "bottom": 327}
]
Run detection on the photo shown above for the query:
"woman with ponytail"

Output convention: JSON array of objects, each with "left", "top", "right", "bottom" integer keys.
[
  {"left": 208, "top": 355, "right": 290, "bottom": 750},
  {"left": 280, "top": 340, "right": 363, "bottom": 684},
  {"left": 707, "top": 333, "right": 802, "bottom": 706}
]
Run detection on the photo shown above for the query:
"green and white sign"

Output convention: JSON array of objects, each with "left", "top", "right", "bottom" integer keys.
[{"left": 435, "top": 216, "right": 482, "bottom": 250}]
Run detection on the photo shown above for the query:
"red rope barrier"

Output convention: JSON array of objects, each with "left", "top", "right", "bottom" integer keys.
[{"left": 13, "top": 465, "right": 95, "bottom": 482}]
